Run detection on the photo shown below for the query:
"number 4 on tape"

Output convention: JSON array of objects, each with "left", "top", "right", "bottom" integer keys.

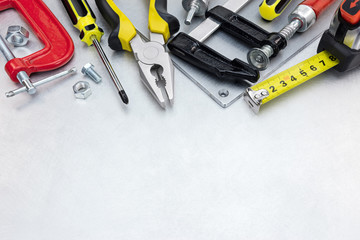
[{"left": 244, "top": 51, "right": 340, "bottom": 113}]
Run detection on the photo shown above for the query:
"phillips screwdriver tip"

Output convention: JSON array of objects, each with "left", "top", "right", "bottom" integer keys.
[{"left": 119, "top": 90, "right": 129, "bottom": 104}]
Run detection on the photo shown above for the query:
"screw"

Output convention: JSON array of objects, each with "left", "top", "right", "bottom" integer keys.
[
  {"left": 183, "top": 0, "right": 209, "bottom": 25},
  {"left": 247, "top": 19, "right": 302, "bottom": 70},
  {"left": 185, "top": 5, "right": 198, "bottom": 25},
  {"left": 81, "top": 63, "right": 102, "bottom": 83},
  {"left": 247, "top": 45, "right": 274, "bottom": 71}
]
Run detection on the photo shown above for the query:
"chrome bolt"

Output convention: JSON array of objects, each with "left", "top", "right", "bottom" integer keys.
[
  {"left": 248, "top": 19, "right": 302, "bottom": 71},
  {"left": 81, "top": 63, "right": 102, "bottom": 83},
  {"left": 279, "top": 19, "right": 302, "bottom": 41},
  {"left": 182, "top": 0, "right": 209, "bottom": 25},
  {"left": 247, "top": 45, "right": 274, "bottom": 71}
]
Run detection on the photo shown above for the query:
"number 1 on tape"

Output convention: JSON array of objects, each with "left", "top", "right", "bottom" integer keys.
[{"left": 244, "top": 51, "right": 340, "bottom": 113}]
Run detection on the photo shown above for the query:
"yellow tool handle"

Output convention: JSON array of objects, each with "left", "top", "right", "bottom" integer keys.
[
  {"left": 259, "top": 0, "right": 294, "bottom": 21},
  {"left": 95, "top": 0, "right": 137, "bottom": 52},
  {"left": 148, "top": 0, "right": 180, "bottom": 43},
  {"left": 245, "top": 51, "right": 340, "bottom": 113},
  {"left": 61, "top": 0, "right": 104, "bottom": 46}
]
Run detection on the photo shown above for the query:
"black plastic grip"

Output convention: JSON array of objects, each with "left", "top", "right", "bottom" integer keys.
[
  {"left": 206, "top": 6, "right": 287, "bottom": 56},
  {"left": 168, "top": 33, "right": 260, "bottom": 83},
  {"left": 317, "top": 30, "right": 360, "bottom": 72},
  {"left": 95, "top": 0, "right": 123, "bottom": 50},
  {"left": 154, "top": 0, "right": 180, "bottom": 36},
  {"left": 262, "top": 0, "right": 293, "bottom": 14},
  {"left": 61, "top": 0, "right": 96, "bottom": 25}
]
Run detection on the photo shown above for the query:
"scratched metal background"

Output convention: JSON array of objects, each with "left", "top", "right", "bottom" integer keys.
[{"left": 0, "top": 0, "right": 360, "bottom": 240}]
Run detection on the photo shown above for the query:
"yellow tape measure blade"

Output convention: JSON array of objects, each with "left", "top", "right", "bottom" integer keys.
[{"left": 245, "top": 51, "right": 340, "bottom": 113}]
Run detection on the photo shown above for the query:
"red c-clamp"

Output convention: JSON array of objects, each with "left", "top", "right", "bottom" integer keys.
[{"left": 0, "top": 0, "right": 74, "bottom": 95}]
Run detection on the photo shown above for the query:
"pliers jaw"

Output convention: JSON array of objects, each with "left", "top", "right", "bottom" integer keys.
[{"left": 131, "top": 34, "right": 174, "bottom": 108}]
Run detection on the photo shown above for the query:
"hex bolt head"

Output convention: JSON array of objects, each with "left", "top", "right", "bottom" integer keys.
[
  {"left": 81, "top": 63, "right": 102, "bottom": 83},
  {"left": 6, "top": 26, "right": 30, "bottom": 47}
]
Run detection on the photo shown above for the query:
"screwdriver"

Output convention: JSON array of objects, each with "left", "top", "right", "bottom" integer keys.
[
  {"left": 259, "top": 0, "right": 294, "bottom": 21},
  {"left": 249, "top": 0, "right": 339, "bottom": 70},
  {"left": 61, "top": 0, "right": 129, "bottom": 104}
]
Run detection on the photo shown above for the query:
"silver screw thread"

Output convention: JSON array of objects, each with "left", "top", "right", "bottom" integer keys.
[
  {"left": 259, "top": 45, "right": 274, "bottom": 58},
  {"left": 279, "top": 19, "right": 302, "bottom": 41},
  {"left": 82, "top": 64, "right": 102, "bottom": 84},
  {"left": 184, "top": 0, "right": 201, "bottom": 25},
  {"left": 185, "top": 6, "right": 197, "bottom": 25},
  {"left": 85, "top": 68, "right": 102, "bottom": 83}
]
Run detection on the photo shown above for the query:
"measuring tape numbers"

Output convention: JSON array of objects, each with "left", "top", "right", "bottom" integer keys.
[{"left": 244, "top": 51, "right": 340, "bottom": 113}]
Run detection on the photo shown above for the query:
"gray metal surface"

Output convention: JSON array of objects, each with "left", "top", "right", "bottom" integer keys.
[
  {"left": 1, "top": 1, "right": 360, "bottom": 240},
  {"left": 174, "top": 0, "right": 342, "bottom": 107}
]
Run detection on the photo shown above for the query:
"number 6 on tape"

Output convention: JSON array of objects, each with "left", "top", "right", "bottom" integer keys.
[{"left": 244, "top": 51, "right": 340, "bottom": 113}]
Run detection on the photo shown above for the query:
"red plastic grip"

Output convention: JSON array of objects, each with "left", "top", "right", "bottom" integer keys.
[
  {"left": 340, "top": 0, "right": 360, "bottom": 25},
  {"left": 300, "top": 0, "right": 339, "bottom": 17},
  {"left": 0, "top": 0, "right": 74, "bottom": 82}
]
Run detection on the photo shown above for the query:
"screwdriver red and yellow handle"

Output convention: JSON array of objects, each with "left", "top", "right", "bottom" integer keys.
[
  {"left": 61, "top": 0, "right": 104, "bottom": 46},
  {"left": 95, "top": 0, "right": 179, "bottom": 52}
]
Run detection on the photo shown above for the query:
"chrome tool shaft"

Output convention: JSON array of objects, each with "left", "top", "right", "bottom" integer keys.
[{"left": 91, "top": 35, "right": 129, "bottom": 104}]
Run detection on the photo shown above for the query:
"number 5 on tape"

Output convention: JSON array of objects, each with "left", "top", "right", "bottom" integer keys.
[{"left": 244, "top": 51, "right": 340, "bottom": 113}]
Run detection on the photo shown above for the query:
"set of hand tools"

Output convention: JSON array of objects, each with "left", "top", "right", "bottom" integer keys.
[{"left": 0, "top": 0, "right": 359, "bottom": 114}]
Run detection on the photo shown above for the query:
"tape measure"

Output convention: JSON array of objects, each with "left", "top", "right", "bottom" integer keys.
[
  {"left": 245, "top": 0, "right": 360, "bottom": 113},
  {"left": 244, "top": 50, "right": 340, "bottom": 113}
]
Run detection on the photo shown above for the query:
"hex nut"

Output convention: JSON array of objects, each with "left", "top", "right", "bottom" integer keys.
[
  {"left": 73, "top": 81, "right": 92, "bottom": 99},
  {"left": 6, "top": 26, "right": 30, "bottom": 47}
]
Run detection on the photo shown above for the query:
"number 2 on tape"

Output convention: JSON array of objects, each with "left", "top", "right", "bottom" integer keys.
[{"left": 245, "top": 51, "right": 340, "bottom": 113}]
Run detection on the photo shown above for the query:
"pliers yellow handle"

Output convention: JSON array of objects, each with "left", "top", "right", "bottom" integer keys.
[
  {"left": 148, "top": 0, "right": 179, "bottom": 42},
  {"left": 95, "top": 0, "right": 179, "bottom": 52}
]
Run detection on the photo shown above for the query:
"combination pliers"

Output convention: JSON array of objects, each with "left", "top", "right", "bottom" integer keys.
[{"left": 95, "top": 0, "right": 180, "bottom": 108}]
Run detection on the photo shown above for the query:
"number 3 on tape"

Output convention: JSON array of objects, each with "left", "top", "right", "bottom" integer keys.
[{"left": 244, "top": 51, "right": 340, "bottom": 113}]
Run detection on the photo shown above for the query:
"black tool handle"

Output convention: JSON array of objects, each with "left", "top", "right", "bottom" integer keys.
[
  {"left": 206, "top": 6, "right": 287, "bottom": 56},
  {"left": 317, "top": 0, "right": 360, "bottom": 72},
  {"left": 318, "top": 30, "right": 360, "bottom": 72},
  {"left": 168, "top": 33, "right": 259, "bottom": 83}
]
